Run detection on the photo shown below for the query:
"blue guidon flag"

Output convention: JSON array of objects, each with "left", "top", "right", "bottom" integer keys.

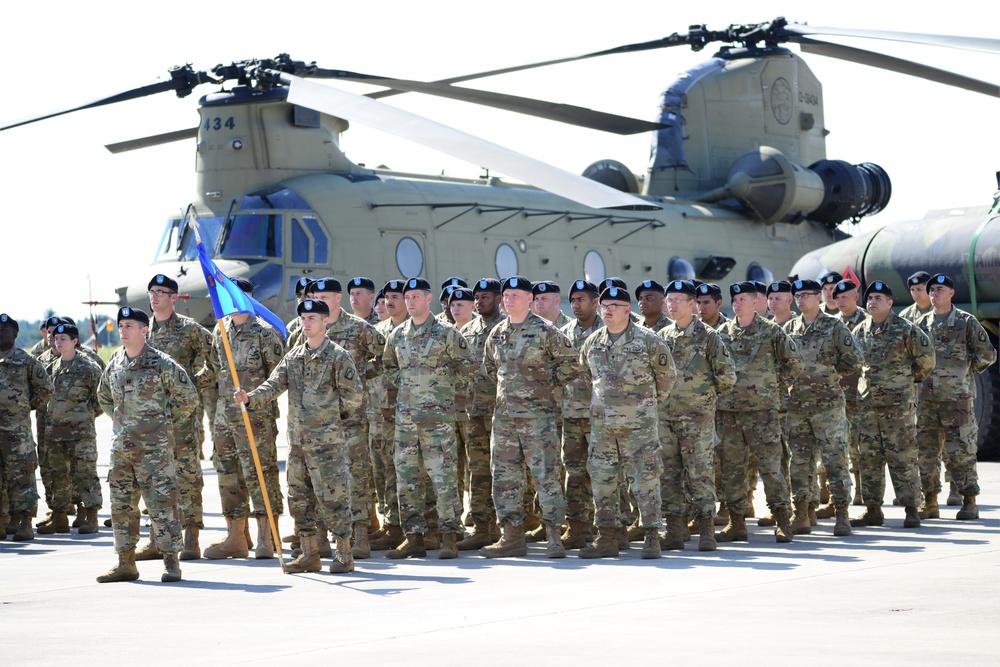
[{"left": 196, "top": 242, "right": 287, "bottom": 340}]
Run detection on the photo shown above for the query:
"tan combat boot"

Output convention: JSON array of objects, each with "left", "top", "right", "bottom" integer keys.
[
  {"left": 850, "top": 505, "right": 884, "bottom": 527},
  {"left": 254, "top": 516, "right": 275, "bottom": 559},
  {"left": 659, "top": 515, "right": 685, "bottom": 551},
  {"left": 715, "top": 513, "right": 748, "bottom": 542},
  {"left": 522, "top": 510, "right": 542, "bottom": 535},
  {"left": 757, "top": 512, "right": 776, "bottom": 527},
  {"left": 134, "top": 538, "right": 161, "bottom": 561},
  {"left": 161, "top": 553, "right": 182, "bottom": 583},
  {"left": 616, "top": 524, "right": 630, "bottom": 550},
  {"left": 833, "top": 504, "right": 852, "bottom": 536},
  {"left": 774, "top": 507, "right": 794, "bottom": 543},
  {"left": 12, "top": 512, "right": 34, "bottom": 542},
  {"left": 97, "top": 549, "right": 140, "bottom": 583},
  {"left": 79, "top": 508, "right": 100, "bottom": 535},
  {"left": 852, "top": 472, "right": 864, "bottom": 506},
  {"left": 546, "top": 523, "right": 566, "bottom": 558},
  {"left": 387, "top": 533, "right": 427, "bottom": 559},
  {"left": 72, "top": 503, "right": 87, "bottom": 529},
  {"left": 204, "top": 517, "right": 249, "bottom": 559},
  {"left": 424, "top": 525, "right": 441, "bottom": 550},
  {"left": 315, "top": 524, "right": 332, "bottom": 557},
  {"left": 285, "top": 535, "right": 322, "bottom": 573},
  {"left": 480, "top": 523, "right": 528, "bottom": 558},
  {"left": 351, "top": 521, "right": 370, "bottom": 559},
  {"left": 37, "top": 511, "right": 70, "bottom": 534},
  {"left": 815, "top": 501, "right": 837, "bottom": 520},
  {"left": 560, "top": 519, "right": 589, "bottom": 550},
  {"left": 791, "top": 500, "right": 812, "bottom": 535},
  {"left": 579, "top": 527, "right": 619, "bottom": 559},
  {"left": 457, "top": 522, "right": 494, "bottom": 551},
  {"left": 956, "top": 494, "right": 979, "bottom": 520},
  {"left": 746, "top": 490, "right": 756, "bottom": 518},
  {"left": 179, "top": 525, "right": 201, "bottom": 560},
  {"left": 903, "top": 506, "right": 921, "bottom": 528},
  {"left": 698, "top": 516, "right": 717, "bottom": 552},
  {"left": 640, "top": 528, "right": 661, "bottom": 559},
  {"left": 626, "top": 517, "right": 645, "bottom": 541},
  {"left": 244, "top": 520, "right": 254, "bottom": 550},
  {"left": 946, "top": 482, "right": 962, "bottom": 506},
  {"left": 918, "top": 494, "right": 939, "bottom": 519},
  {"left": 370, "top": 524, "right": 404, "bottom": 550},
  {"left": 438, "top": 532, "right": 458, "bottom": 560},
  {"left": 330, "top": 536, "right": 355, "bottom": 573},
  {"left": 525, "top": 523, "right": 547, "bottom": 543},
  {"left": 713, "top": 502, "right": 730, "bottom": 527}
]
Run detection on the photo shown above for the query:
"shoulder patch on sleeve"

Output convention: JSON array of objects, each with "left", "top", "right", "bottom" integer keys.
[
  {"left": 459, "top": 336, "right": 468, "bottom": 349},
  {"left": 345, "top": 367, "right": 355, "bottom": 381},
  {"left": 274, "top": 343, "right": 283, "bottom": 356},
  {"left": 658, "top": 353, "right": 669, "bottom": 367},
  {"left": 920, "top": 334, "right": 930, "bottom": 347},
  {"left": 980, "top": 329, "right": 988, "bottom": 342},
  {"left": 376, "top": 333, "right": 386, "bottom": 346},
  {"left": 844, "top": 335, "right": 853, "bottom": 347},
  {"left": 788, "top": 340, "right": 797, "bottom": 352}
]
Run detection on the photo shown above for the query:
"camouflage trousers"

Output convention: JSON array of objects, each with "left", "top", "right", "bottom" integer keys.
[
  {"left": 858, "top": 403, "right": 921, "bottom": 507},
  {"left": 171, "top": 414, "right": 204, "bottom": 527},
  {"left": 456, "top": 416, "right": 470, "bottom": 502},
  {"left": 287, "top": 439, "right": 352, "bottom": 540},
  {"left": 345, "top": 418, "right": 372, "bottom": 524},
  {"left": 845, "top": 400, "right": 861, "bottom": 474},
  {"left": 490, "top": 416, "right": 566, "bottom": 527},
  {"left": 108, "top": 442, "right": 183, "bottom": 555},
  {"left": 788, "top": 404, "right": 853, "bottom": 507},
  {"left": 562, "top": 417, "right": 595, "bottom": 524},
  {"left": 0, "top": 427, "right": 39, "bottom": 515},
  {"left": 212, "top": 413, "right": 283, "bottom": 520},
  {"left": 370, "top": 412, "right": 399, "bottom": 526},
  {"left": 395, "top": 420, "right": 462, "bottom": 534},
  {"left": 917, "top": 399, "right": 980, "bottom": 496},
  {"left": 198, "top": 382, "right": 218, "bottom": 455},
  {"left": 718, "top": 410, "right": 790, "bottom": 513},
  {"left": 35, "top": 408, "right": 54, "bottom": 507},
  {"left": 44, "top": 437, "right": 102, "bottom": 511},
  {"left": 660, "top": 415, "right": 716, "bottom": 519},
  {"left": 589, "top": 422, "right": 662, "bottom": 529},
  {"left": 467, "top": 415, "right": 497, "bottom": 525}
]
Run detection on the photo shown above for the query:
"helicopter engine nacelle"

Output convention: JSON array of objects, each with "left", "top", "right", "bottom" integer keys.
[{"left": 582, "top": 160, "right": 640, "bottom": 194}]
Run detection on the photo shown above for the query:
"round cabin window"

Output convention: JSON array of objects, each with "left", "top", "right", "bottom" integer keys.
[{"left": 395, "top": 237, "right": 423, "bottom": 278}]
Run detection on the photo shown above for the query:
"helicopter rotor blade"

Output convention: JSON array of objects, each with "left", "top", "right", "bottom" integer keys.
[
  {"left": 798, "top": 37, "right": 1000, "bottom": 98},
  {"left": 281, "top": 73, "right": 659, "bottom": 211},
  {"left": 105, "top": 127, "right": 199, "bottom": 154},
  {"left": 784, "top": 24, "right": 1000, "bottom": 55}
]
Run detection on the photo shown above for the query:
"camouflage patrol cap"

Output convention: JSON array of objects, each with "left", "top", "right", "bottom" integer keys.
[
  {"left": 635, "top": 279, "right": 665, "bottom": 299},
  {"left": 664, "top": 280, "right": 696, "bottom": 297},
  {"left": 297, "top": 299, "right": 331, "bottom": 316},
  {"left": 472, "top": 278, "right": 502, "bottom": 295},
  {"left": 0, "top": 314, "right": 18, "bottom": 333},
  {"left": 307, "top": 277, "right": 341, "bottom": 294},
  {"left": 832, "top": 279, "right": 859, "bottom": 296},
  {"left": 449, "top": 287, "right": 474, "bottom": 303},
  {"left": 382, "top": 279, "right": 405, "bottom": 295},
  {"left": 147, "top": 274, "right": 179, "bottom": 293},
  {"left": 928, "top": 273, "right": 954, "bottom": 289},
  {"left": 54, "top": 323, "right": 79, "bottom": 339},
  {"left": 569, "top": 279, "right": 599, "bottom": 297},
  {"left": 403, "top": 278, "right": 432, "bottom": 294},
  {"left": 729, "top": 281, "right": 756, "bottom": 299},
  {"left": 601, "top": 277, "right": 628, "bottom": 292},
  {"left": 117, "top": 306, "right": 150, "bottom": 326},
  {"left": 501, "top": 276, "right": 532, "bottom": 293},
  {"left": 441, "top": 277, "right": 468, "bottom": 289},
  {"left": 532, "top": 280, "right": 561, "bottom": 295},
  {"left": 907, "top": 271, "right": 932, "bottom": 287},
  {"left": 752, "top": 281, "right": 768, "bottom": 295},
  {"left": 766, "top": 281, "right": 792, "bottom": 295},
  {"left": 863, "top": 280, "right": 893, "bottom": 300},
  {"left": 697, "top": 283, "right": 723, "bottom": 299},
  {"left": 349, "top": 277, "right": 375, "bottom": 292},
  {"left": 791, "top": 279, "right": 822, "bottom": 294},
  {"left": 294, "top": 277, "right": 311, "bottom": 296},
  {"left": 820, "top": 272, "right": 844, "bottom": 286},
  {"left": 599, "top": 287, "right": 631, "bottom": 304}
]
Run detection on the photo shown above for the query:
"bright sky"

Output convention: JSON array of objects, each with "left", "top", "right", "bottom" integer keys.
[{"left": 2, "top": 1, "right": 997, "bottom": 324}]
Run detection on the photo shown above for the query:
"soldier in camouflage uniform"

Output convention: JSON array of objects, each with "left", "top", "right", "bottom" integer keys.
[
  {"left": 577, "top": 287, "right": 675, "bottom": 559},
  {"left": 850, "top": 281, "right": 935, "bottom": 528},
  {"left": 0, "top": 314, "right": 52, "bottom": 541},
  {"left": 139, "top": 274, "right": 216, "bottom": 560},
  {"left": 382, "top": 279, "right": 474, "bottom": 559},
  {"left": 438, "top": 278, "right": 467, "bottom": 325},
  {"left": 900, "top": 271, "right": 934, "bottom": 324},
  {"left": 28, "top": 321, "right": 49, "bottom": 357},
  {"left": 636, "top": 280, "right": 670, "bottom": 331},
  {"left": 820, "top": 272, "right": 843, "bottom": 317},
  {"left": 349, "top": 277, "right": 381, "bottom": 326},
  {"left": 696, "top": 283, "right": 728, "bottom": 331},
  {"left": 96, "top": 307, "right": 197, "bottom": 583},
  {"left": 915, "top": 274, "right": 997, "bottom": 521},
  {"left": 238, "top": 299, "right": 362, "bottom": 574},
  {"left": 480, "top": 276, "right": 578, "bottom": 558},
  {"left": 557, "top": 279, "right": 602, "bottom": 549},
  {"left": 448, "top": 287, "right": 476, "bottom": 515},
  {"left": 716, "top": 282, "right": 803, "bottom": 543},
  {"left": 531, "top": 281, "right": 572, "bottom": 329},
  {"left": 38, "top": 323, "right": 103, "bottom": 535},
  {"left": 456, "top": 279, "right": 505, "bottom": 550},
  {"left": 783, "top": 279, "right": 863, "bottom": 537},
  {"left": 833, "top": 279, "right": 868, "bottom": 507},
  {"left": 658, "top": 280, "right": 736, "bottom": 551}
]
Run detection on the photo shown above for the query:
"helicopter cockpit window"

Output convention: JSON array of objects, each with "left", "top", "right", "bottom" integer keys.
[
  {"left": 396, "top": 236, "right": 423, "bottom": 278},
  {"left": 219, "top": 214, "right": 283, "bottom": 258},
  {"left": 154, "top": 216, "right": 223, "bottom": 263},
  {"left": 495, "top": 243, "right": 518, "bottom": 278},
  {"left": 291, "top": 219, "right": 309, "bottom": 264},
  {"left": 668, "top": 256, "right": 696, "bottom": 281},
  {"left": 303, "top": 217, "right": 328, "bottom": 265},
  {"left": 746, "top": 262, "right": 774, "bottom": 285},
  {"left": 241, "top": 188, "right": 312, "bottom": 211},
  {"left": 584, "top": 250, "right": 606, "bottom": 284}
]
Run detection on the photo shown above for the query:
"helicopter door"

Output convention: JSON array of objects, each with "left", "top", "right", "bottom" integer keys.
[
  {"left": 382, "top": 231, "right": 429, "bottom": 280},
  {"left": 281, "top": 214, "right": 331, "bottom": 315}
]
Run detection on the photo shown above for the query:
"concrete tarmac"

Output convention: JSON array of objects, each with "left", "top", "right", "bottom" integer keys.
[{"left": 2, "top": 400, "right": 998, "bottom": 665}]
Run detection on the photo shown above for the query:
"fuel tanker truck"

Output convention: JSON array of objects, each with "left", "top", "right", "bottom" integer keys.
[{"left": 791, "top": 175, "right": 1000, "bottom": 459}]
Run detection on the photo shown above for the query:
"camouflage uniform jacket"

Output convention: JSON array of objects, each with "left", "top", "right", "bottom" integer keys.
[
  {"left": 247, "top": 338, "right": 363, "bottom": 433},
  {"left": 28, "top": 339, "right": 48, "bottom": 357},
  {"left": 483, "top": 312, "right": 578, "bottom": 419},
  {"left": 461, "top": 313, "right": 505, "bottom": 417},
  {"left": 579, "top": 321, "right": 676, "bottom": 431},
  {"left": 362, "top": 309, "right": 380, "bottom": 327},
  {"left": 41, "top": 343, "right": 105, "bottom": 371},
  {"left": 383, "top": 316, "right": 474, "bottom": 423},
  {"left": 658, "top": 317, "right": 736, "bottom": 419},
  {"left": 836, "top": 307, "right": 867, "bottom": 403},
  {"left": 899, "top": 302, "right": 933, "bottom": 325},
  {"left": 852, "top": 310, "right": 935, "bottom": 407},
  {"left": 284, "top": 316, "right": 302, "bottom": 349},
  {"left": 560, "top": 316, "right": 603, "bottom": 419},
  {"left": 147, "top": 312, "right": 216, "bottom": 385},
  {"left": 783, "top": 312, "right": 863, "bottom": 411},
  {"left": 212, "top": 316, "right": 285, "bottom": 422},
  {"left": 702, "top": 312, "right": 729, "bottom": 331},
  {"left": 97, "top": 344, "right": 198, "bottom": 451},
  {"left": 0, "top": 345, "right": 52, "bottom": 432},
  {"left": 46, "top": 354, "right": 102, "bottom": 441},
  {"left": 915, "top": 307, "right": 997, "bottom": 402},
  {"left": 371, "top": 317, "right": 404, "bottom": 417},
  {"left": 716, "top": 313, "right": 803, "bottom": 412},
  {"left": 552, "top": 311, "right": 573, "bottom": 330},
  {"left": 642, "top": 313, "right": 672, "bottom": 332},
  {"left": 325, "top": 308, "right": 384, "bottom": 383}
]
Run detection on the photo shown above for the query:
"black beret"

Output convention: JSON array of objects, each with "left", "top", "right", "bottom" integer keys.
[
  {"left": 234, "top": 277, "right": 254, "bottom": 295},
  {"left": 532, "top": 280, "right": 561, "bottom": 295},
  {"left": 696, "top": 283, "right": 722, "bottom": 299},
  {"left": 821, "top": 272, "right": 844, "bottom": 286},
  {"left": 307, "top": 277, "right": 341, "bottom": 294},
  {"left": 294, "top": 277, "right": 311, "bottom": 296},
  {"left": 929, "top": 273, "right": 954, "bottom": 289},
  {"left": 766, "top": 281, "right": 792, "bottom": 295},
  {"left": 449, "top": 287, "right": 474, "bottom": 303},
  {"left": 148, "top": 274, "right": 179, "bottom": 293},
  {"left": 441, "top": 277, "right": 468, "bottom": 289},
  {"left": 752, "top": 281, "right": 768, "bottom": 295},
  {"left": 473, "top": 278, "right": 502, "bottom": 295},
  {"left": 690, "top": 279, "right": 705, "bottom": 289},
  {"left": 664, "top": 280, "right": 696, "bottom": 297},
  {"left": 791, "top": 279, "right": 822, "bottom": 294},
  {"left": 600, "top": 277, "right": 628, "bottom": 292},
  {"left": 907, "top": 271, "right": 932, "bottom": 287},
  {"left": 729, "top": 282, "right": 756, "bottom": 298},
  {"left": 54, "top": 323, "right": 79, "bottom": 339},
  {"left": 501, "top": 276, "right": 532, "bottom": 293},
  {"left": 349, "top": 277, "right": 375, "bottom": 292},
  {"left": 635, "top": 279, "right": 665, "bottom": 299},
  {"left": 832, "top": 279, "right": 859, "bottom": 297},
  {"left": 0, "top": 313, "right": 18, "bottom": 333},
  {"left": 864, "top": 280, "right": 893, "bottom": 300},
  {"left": 403, "top": 278, "right": 432, "bottom": 294},
  {"left": 297, "top": 299, "right": 331, "bottom": 316},
  {"left": 599, "top": 287, "right": 631, "bottom": 304},
  {"left": 569, "top": 279, "right": 599, "bottom": 297},
  {"left": 375, "top": 289, "right": 386, "bottom": 301},
  {"left": 46, "top": 316, "right": 63, "bottom": 329},
  {"left": 440, "top": 285, "right": 458, "bottom": 302},
  {"left": 383, "top": 279, "right": 405, "bottom": 295},
  {"left": 117, "top": 306, "right": 150, "bottom": 326}
]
